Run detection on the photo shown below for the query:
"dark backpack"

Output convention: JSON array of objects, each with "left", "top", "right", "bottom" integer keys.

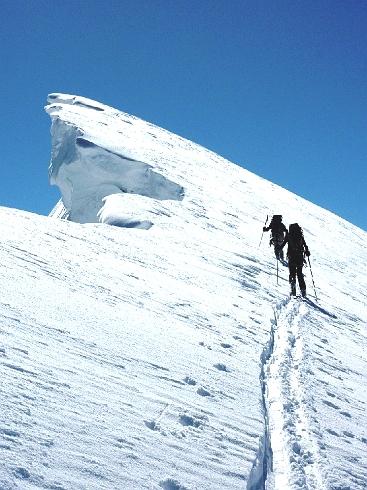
[
  {"left": 270, "top": 215, "right": 285, "bottom": 236},
  {"left": 272, "top": 215, "right": 282, "bottom": 225},
  {"left": 288, "top": 223, "right": 305, "bottom": 257}
]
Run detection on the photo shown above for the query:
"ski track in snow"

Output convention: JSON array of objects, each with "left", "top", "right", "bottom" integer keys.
[
  {"left": 256, "top": 295, "right": 367, "bottom": 490},
  {"left": 263, "top": 299, "right": 328, "bottom": 490}
]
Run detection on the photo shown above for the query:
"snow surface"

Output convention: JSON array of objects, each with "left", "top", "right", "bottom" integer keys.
[{"left": 0, "top": 94, "right": 366, "bottom": 490}]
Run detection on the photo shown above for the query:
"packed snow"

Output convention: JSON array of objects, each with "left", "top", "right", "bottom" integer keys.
[{"left": 0, "top": 94, "right": 366, "bottom": 490}]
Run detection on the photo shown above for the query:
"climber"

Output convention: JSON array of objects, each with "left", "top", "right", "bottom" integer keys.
[
  {"left": 280, "top": 223, "right": 310, "bottom": 297},
  {"left": 263, "top": 215, "right": 288, "bottom": 261}
]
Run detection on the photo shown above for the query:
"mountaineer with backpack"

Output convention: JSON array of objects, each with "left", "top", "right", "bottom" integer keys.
[
  {"left": 263, "top": 215, "right": 288, "bottom": 261},
  {"left": 280, "top": 223, "right": 310, "bottom": 297}
]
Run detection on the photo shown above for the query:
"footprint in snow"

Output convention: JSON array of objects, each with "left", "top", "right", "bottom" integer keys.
[
  {"left": 183, "top": 376, "right": 197, "bottom": 386},
  {"left": 179, "top": 414, "right": 205, "bottom": 428},
  {"left": 322, "top": 400, "right": 340, "bottom": 410},
  {"left": 214, "top": 363, "right": 230, "bottom": 372},
  {"left": 159, "top": 479, "right": 188, "bottom": 490},
  {"left": 13, "top": 467, "right": 30, "bottom": 480},
  {"left": 326, "top": 429, "right": 339, "bottom": 436},
  {"left": 220, "top": 343, "right": 232, "bottom": 349},
  {"left": 197, "top": 387, "right": 212, "bottom": 397},
  {"left": 326, "top": 391, "right": 338, "bottom": 399},
  {"left": 144, "top": 420, "right": 160, "bottom": 431}
]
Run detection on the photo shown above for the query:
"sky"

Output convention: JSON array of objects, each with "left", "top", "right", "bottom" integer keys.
[{"left": 1, "top": 0, "right": 366, "bottom": 231}]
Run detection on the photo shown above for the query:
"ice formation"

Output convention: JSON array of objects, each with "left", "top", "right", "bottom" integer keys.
[{"left": 46, "top": 94, "right": 184, "bottom": 225}]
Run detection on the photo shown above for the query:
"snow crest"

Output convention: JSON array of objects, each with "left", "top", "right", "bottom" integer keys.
[{"left": 46, "top": 95, "right": 184, "bottom": 225}]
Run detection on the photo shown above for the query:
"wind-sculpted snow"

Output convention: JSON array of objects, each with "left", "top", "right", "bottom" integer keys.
[
  {"left": 46, "top": 96, "right": 184, "bottom": 224},
  {"left": 0, "top": 95, "right": 366, "bottom": 489}
]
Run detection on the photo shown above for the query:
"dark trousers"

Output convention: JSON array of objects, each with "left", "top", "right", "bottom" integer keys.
[
  {"left": 272, "top": 234, "right": 285, "bottom": 260},
  {"left": 288, "top": 257, "right": 306, "bottom": 294}
]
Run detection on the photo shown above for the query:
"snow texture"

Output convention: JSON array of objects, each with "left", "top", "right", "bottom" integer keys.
[{"left": 0, "top": 93, "right": 366, "bottom": 490}]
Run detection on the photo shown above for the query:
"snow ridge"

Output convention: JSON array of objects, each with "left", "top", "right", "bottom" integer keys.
[
  {"left": 264, "top": 299, "right": 328, "bottom": 490},
  {"left": 1, "top": 92, "right": 359, "bottom": 489}
]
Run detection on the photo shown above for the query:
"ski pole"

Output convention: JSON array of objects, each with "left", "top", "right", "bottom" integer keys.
[
  {"left": 259, "top": 215, "right": 269, "bottom": 247},
  {"left": 276, "top": 257, "right": 279, "bottom": 285},
  {"left": 307, "top": 256, "right": 318, "bottom": 301}
]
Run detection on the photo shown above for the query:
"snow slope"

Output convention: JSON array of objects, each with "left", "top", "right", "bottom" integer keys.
[{"left": 0, "top": 94, "right": 366, "bottom": 490}]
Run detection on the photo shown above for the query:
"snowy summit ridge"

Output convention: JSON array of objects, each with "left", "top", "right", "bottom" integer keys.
[
  {"left": 46, "top": 93, "right": 186, "bottom": 227},
  {"left": 0, "top": 94, "right": 365, "bottom": 490}
]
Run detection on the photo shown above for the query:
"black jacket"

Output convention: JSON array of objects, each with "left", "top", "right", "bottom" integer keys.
[
  {"left": 281, "top": 235, "right": 310, "bottom": 261},
  {"left": 264, "top": 221, "right": 287, "bottom": 237}
]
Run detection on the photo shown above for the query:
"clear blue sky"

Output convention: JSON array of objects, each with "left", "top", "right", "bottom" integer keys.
[{"left": 1, "top": 0, "right": 366, "bottom": 230}]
